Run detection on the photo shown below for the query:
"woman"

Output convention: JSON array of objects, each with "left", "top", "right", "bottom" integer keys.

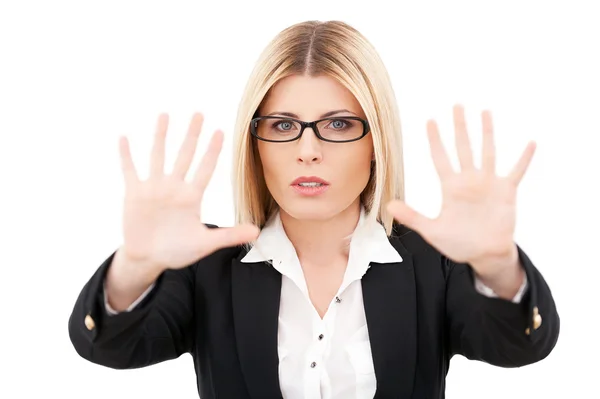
[{"left": 68, "top": 20, "right": 559, "bottom": 398}]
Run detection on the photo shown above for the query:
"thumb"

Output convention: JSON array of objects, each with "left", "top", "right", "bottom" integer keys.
[
  {"left": 387, "top": 200, "right": 434, "bottom": 236},
  {"left": 206, "top": 224, "right": 261, "bottom": 250}
]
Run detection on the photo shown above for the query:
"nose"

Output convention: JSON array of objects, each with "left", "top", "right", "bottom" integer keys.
[{"left": 297, "top": 126, "right": 323, "bottom": 164}]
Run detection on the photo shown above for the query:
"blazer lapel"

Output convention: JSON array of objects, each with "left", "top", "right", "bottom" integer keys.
[
  {"left": 231, "top": 256, "right": 283, "bottom": 399},
  {"left": 362, "top": 231, "right": 418, "bottom": 398}
]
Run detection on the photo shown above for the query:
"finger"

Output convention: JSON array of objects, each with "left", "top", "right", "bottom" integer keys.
[
  {"left": 453, "top": 104, "right": 475, "bottom": 170},
  {"left": 508, "top": 141, "right": 537, "bottom": 185},
  {"left": 172, "top": 113, "right": 204, "bottom": 180},
  {"left": 118, "top": 135, "right": 139, "bottom": 184},
  {"left": 427, "top": 119, "right": 454, "bottom": 179},
  {"left": 205, "top": 224, "right": 261, "bottom": 252},
  {"left": 149, "top": 113, "right": 169, "bottom": 179},
  {"left": 387, "top": 200, "right": 434, "bottom": 236},
  {"left": 191, "top": 129, "right": 224, "bottom": 194},
  {"left": 481, "top": 110, "right": 496, "bottom": 173}
]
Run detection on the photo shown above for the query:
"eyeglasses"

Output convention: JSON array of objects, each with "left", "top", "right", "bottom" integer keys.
[{"left": 250, "top": 116, "right": 370, "bottom": 143}]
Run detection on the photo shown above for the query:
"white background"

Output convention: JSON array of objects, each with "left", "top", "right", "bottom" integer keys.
[{"left": 1, "top": 0, "right": 598, "bottom": 397}]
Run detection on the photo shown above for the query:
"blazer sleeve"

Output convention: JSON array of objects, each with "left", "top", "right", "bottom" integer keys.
[
  {"left": 68, "top": 250, "right": 196, "bottom": 369},
  {"left": 444, "top": 244, "right": 560, "bottom": 367}
]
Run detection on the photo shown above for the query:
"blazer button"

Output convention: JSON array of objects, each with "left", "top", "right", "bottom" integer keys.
[
  {"left": 310, "top": 362, "right": 317, "bottom": 368},
  {"left": 84, "top": 314, "right": 95, "bottom": 331},
  {"left": 533, "top": 314, "right": 542, "bottom": 330},
  {"left": 533, "top": 306, "right": 542, "bottom": 330},
  {"left": 525, "top": 307, "right": 543, "bottom": 335}
]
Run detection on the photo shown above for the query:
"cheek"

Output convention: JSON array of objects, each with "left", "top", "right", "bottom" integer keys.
[
  {"left": 257, "top": 144, "right": 285, "bottom": 188},
  {"left": 340, "top": 153, "right": 372, "bottom": 190}
]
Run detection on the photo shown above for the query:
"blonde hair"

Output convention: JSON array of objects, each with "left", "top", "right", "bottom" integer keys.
[{"left": 232, "top": 20, "right": 405, "bottom": 236}]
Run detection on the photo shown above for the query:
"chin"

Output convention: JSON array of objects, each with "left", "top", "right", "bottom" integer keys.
[
  {"left": 278, "top": 191, "right": 361, "bottom": 222},
  {"left": 278, "top": 198, "right": 342, "bottom": 221}
]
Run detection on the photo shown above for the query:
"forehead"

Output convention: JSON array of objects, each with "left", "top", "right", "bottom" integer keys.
[{"left": 260, "top": 74, "right": 364, "bottom": 118}]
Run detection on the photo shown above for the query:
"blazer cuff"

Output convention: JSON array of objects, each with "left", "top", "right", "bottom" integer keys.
[
  {"left": 474, "top": 273, "right": 529, "bottom": 303},
  {"left": 68, "top": 250, "right": 162, "bottom": 347},
  {"left": 104, "top": 280, "right": 156, "bottom": 315}
]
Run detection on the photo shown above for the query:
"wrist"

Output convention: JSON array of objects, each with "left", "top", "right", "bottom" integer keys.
[
  {"left": 105, "top": 248, "right": 164, "bottom": 311},
  {"left": 471, "top": 245, "right": 525, "bottom": 300}
]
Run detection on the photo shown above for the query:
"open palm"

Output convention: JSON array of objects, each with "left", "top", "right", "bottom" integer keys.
[
  {"left": 388, "top": 104, "right": 535, "bottom": 271},
  {"left": 118, "top": 113, "right": 259, "bottom": 270}
]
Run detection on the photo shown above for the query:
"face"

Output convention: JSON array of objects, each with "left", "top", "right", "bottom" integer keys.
[{"left": 256, "top": 74, "right": 374, "bottom": 221}]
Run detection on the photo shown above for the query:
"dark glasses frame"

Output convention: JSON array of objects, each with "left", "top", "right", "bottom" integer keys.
[{"left": 250, "top": 115, "right": 370, "bottom": 143}]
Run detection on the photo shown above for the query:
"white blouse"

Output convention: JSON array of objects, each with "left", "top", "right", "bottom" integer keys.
[{"left": 106, "top": 208, "right": 528, "bottom": 399}]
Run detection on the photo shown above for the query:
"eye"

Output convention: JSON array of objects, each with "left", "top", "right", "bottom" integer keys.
[
  {"left": 273, "top": 120, "right": 294, "bottom": 131},
  {"left": 325, "top": 119, "right": 353, "bottom": 130},
  {"left": 332, "top": 120, "right": 346, "bottom": 129}
]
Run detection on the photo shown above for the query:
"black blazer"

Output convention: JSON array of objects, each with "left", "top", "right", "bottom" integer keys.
[{"left": 68, "top": 224, "right": 560, "bottom": 398}]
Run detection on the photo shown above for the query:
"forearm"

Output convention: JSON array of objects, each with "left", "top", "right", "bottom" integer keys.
[{"left": 105, "top": 247, "right": 164, "bottom": 312}]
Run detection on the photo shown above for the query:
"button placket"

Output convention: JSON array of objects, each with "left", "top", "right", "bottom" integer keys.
[
  {"left": 304, "top": 302, "right": 325, "bottom": 397},
  {"left": 315, "top": 317, "right": 327, "bottom": 350},
  {"left": 307, "top": 315, "right": 327, "bottom": 377}
]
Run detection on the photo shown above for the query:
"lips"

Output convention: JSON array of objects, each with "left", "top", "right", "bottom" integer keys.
[
  {"left": 291, "top": 176, "right": 330, "bottom": 186},
  {"left": 290, "top": 176, "right": 330, "bottom": 196}
]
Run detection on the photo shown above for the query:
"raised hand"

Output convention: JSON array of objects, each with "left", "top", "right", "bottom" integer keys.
[
  {"left": 118, "top": 113, "right": 260, "bottom": 271},
  {"left": 387, "top": 104, "right": 535, "bottom": 282}
]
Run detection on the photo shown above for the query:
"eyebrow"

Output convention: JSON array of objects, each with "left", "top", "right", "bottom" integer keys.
[{"left": 266, "top": 109, "right": 358, "bottom": 118}]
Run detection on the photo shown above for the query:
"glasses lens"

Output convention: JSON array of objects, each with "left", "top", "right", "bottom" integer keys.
[
  {"left": 254, "top": 117, "right": 365, "bottom": 142},
  {"left": 254, "top": 118, "right": 302, "bottom": 141},
  {"left": 315, "top": 118, "right": 365, "bottom": 141}
]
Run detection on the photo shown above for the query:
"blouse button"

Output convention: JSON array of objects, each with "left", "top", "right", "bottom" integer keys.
[
  {"left": 318, "top": 334, "right": 324, "bottom": 340},
  {"left": 310, "top": 361, "right": 317, "bottom": 368}
]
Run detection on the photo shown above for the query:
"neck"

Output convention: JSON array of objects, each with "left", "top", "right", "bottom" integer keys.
[{"left": 279, "top": 199, "right": 362, "bottom": 266}]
